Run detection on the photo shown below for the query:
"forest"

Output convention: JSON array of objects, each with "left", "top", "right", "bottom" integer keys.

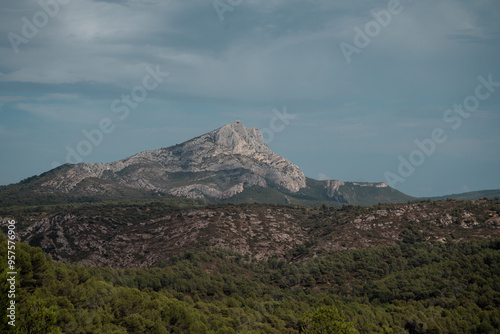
[{"left": 1, "top": 233, "right": 499, "bottom": 333}]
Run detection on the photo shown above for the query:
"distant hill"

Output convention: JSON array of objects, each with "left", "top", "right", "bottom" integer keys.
[
  {"left": 425, "top": 189, "right": 500, "bottom": 201},
  {"left": 0, "top": 121, "right": 414, "bottom": 207},
  {"left": 220, "top": 178, "right": 414, "bottom": 207}
]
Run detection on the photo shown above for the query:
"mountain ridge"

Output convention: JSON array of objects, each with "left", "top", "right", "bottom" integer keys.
[
  {"left": 3, "top": 197, "right": 498, "bottom": 268},
  {"left": 0, "top": 121, "right": 420, "bottom": 207}
]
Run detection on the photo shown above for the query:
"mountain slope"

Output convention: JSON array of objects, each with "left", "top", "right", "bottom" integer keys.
[
  {"left": 0, "top": 121, "right": 412, "bottom": 207},
  {"left": 2, "top": 198, "right": 499, "bottom": 268}
]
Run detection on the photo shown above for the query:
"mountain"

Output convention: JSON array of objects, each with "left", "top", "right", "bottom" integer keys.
[{"left": 0, "top": 121, "right": 413, "bottom": 207}]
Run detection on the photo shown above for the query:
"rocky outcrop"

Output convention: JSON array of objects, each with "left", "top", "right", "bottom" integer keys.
[
  {"left": 39, "top": 121, "right": 306, "bottom": 200},
  {"left": 351, "top": 182, "right": 388, "bottom": 188},
  {"left": 325, "top": 180, "right": 345, "bottom": 198}
]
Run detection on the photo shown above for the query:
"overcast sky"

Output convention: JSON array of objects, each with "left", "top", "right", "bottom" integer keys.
[{"left": 1, "top": 0, "right": 499, "bottom": 197}]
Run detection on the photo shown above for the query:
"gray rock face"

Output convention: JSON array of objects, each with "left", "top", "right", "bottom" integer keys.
[{"left": 40, "top": 121, "right": 306, "bottom": 199}]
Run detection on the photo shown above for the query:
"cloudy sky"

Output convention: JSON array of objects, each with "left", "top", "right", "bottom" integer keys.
[{"left": 1, "top": 0, "right": 499, "bottom": 197}]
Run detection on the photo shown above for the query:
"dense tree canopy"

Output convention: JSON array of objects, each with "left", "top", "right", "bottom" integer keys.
[{"left": 1, "top": 234, "right": 499, "bottom": 333}]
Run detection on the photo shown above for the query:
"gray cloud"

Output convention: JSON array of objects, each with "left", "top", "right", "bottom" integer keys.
[{"left": 0, "top": 0, "right": 499, "bottom": 196}]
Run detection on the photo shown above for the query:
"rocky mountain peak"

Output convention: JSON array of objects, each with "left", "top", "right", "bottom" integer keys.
[
  {"left": 210, "top": 120, "right": 271, "bottom": 155},
  {"left": 35, "top": 120, "right": 307, "bottom": 199}
]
